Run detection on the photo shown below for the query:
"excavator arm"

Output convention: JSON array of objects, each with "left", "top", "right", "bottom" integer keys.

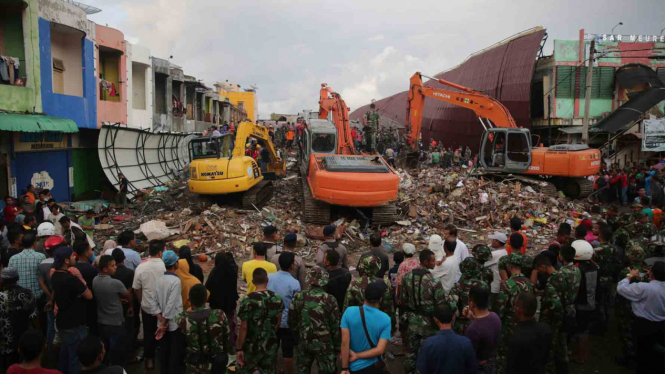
[
  {"left": 319, "top": 84, "right": 355, "bottom": 155},
  {"left": 232, "top": 121, "right": 286, "bottom": 176},
  {"left": 405, "top": 72, "right": 517, "bottom": 150}
]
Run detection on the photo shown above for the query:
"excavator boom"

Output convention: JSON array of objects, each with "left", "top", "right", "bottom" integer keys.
[{"left": 319, "top": 84, "right": 355, "bottom": 155}]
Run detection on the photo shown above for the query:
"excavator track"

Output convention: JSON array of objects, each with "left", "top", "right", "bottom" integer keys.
[
  {"left": 241, "top": 180, "right": 274, "bottom": 209},
  {"left": 301, "top": 178, "right": 331, "bottom": 224},
  {"left": 372, "top": 203, "right": 397, "bottom": 226}
]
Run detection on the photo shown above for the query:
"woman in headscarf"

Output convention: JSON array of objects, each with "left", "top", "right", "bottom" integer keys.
[
  {"left": 175, "top": 257, "right": 208, "bottom": 311},
  {"left": 177, "top": 246, "right": 204, "bottom": 283},
  {"left": 205, "top": 252, "right": 239, "bottom": 344}
]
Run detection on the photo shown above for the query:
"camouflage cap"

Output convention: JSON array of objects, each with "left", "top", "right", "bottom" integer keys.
[
  {"left": 631, "top": 203, "right": 643, "bottom": 209},
  {"left": 625, "top": 241, "right": 646, "bottom": 263},
  {"left": 507, "top": 253, "right": 523, "bottom": 267},
  {"left": 633, "top": 212, "right": 647, "bottom": 220},
  {"left": 642, "top": 223, "right": 657, "bottom": 238},
  {"left": 472, "top": 245, "right": 492, "bottom": 263},
  {"left": 620, "top": 212, "right": 633, "bottom": 224},
  {"left": 358, "top": 254, "right": 381, "bottom": 277},
  {"left": 306, "top": 266, "right": 329, "bottom": 287},
  {"left": 460, "top": 257, "right": 481, "bottom": 278},
  {"left": 522, "top": 254, "right": 535, "bottom": 269}
]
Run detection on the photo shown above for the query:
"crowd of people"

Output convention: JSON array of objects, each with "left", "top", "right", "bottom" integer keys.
[
  {"left": 1, "top": 176, "right": 664, "bottom": 374},
  {"left": 591, "top": 163, "right": 665, "bottom": 207}
]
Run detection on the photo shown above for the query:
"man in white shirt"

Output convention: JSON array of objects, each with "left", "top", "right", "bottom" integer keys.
[
  {"left": 485, "top": 232, "right": 508, "bottom": 307},
  {"left": 428, "top": 234, "right": 446, "bottom": 280},
  {"left": 444, "top": 224, "right": 470, "bottom": 264},
  {"left": 439, "top": 239, "right": 460, "bottom": 294},
  {"left": 132, "top": 240, "right": 166, "bottom": 370}
]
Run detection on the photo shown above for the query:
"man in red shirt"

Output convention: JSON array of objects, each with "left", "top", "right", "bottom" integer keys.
[
  {"left": 3, "top": 197, "right": 21, "bottom": 223},
  {"left": 620, "top": 169, "right": 628, "bottom": 205}
]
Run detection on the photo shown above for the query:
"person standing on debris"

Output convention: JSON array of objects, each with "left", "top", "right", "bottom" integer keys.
[
  {"left": 289, "top": 266, "right": 341, "bottom": 374},
  {"left": 155, "top": 250, "right": 184, "bottom": 374},
  {"left": 442, "top": 148, "right": 451, "bottom": 168},
  {"left": 77, "top": 210, "right": 95, "bottom": 242},
  {"left": 242, "top": 242, "right": 277, "bottom": 294},
  {"left": 358, "top": 233, "right": 389, "bottom": 278},
  {"left": 324, "top": 249, "right": 352, "bottom": 313},
  {"left": 262, "top": 225, "right": 282, "bottom": 260},
  {"left": 105, "top": 230, "right": 142, "bottom": 271},
  {"left": 259, "top": 145, "right": 271, "bottom": 173},
  {"left": 206, "top": 252, "right": 239, "bottom": 347},
  {"left": 176, "top": 284, "right": 232, "bottom": 373},
  {"left": 495, "top": 254, "right": 534, "bottom": 373},
  {"left": 464, "top": 146, "right": 472, "bottom": 165},
  {"left": 270, "top": 233, "right": 306, "bottom": 290},
  {"left": 267, "top": 252, "right": 300, "bottom": 374},
  {"left": 428, "top": 235, "right": 446, "bottom": 283},
  {"left": 384, "top": 147, "right": 396, "bottom": 168},
  {"left": 431, "top": 148, "right": 440, "bottom": 167},
  {"left": 315, "top": 225, "right": 348, "bottom": 269},
  {"left": 506, "top": 217, "right": 527, "bottom": 255},
  {"left": 439, "top": 239, "right": 460, "bottom": 294},
  {"left": 236, "top": 268, "right": 283, "bottom": 374},
  {"left": 363, "top": 103, "right": 380, "bottom": 153},
  {"left": 400, "top": 250, "right": 446, "bottom": 374},
  {"left": 344, "top": 255, "right": 394, "bottom": 324},
  {"left": 453, "top": 148, "right": 461, "bottom": 166},
  {"left": 116, "top": 173, "right": 129, "bottom": 209},
  {"left": 443, "top": 225, "right": 470, "bottom": 265},
  {"left": 286, "top": 127, "right": 295, "bottom": 149},
  {"left": 132, "top": 240, "right": 166, "bottom": 370},
  {"left": 340, "top": 281, "right": 392, "bottom": 374},
  {"left": 485, "top": 232, "right": 508, "bottom": 309}
]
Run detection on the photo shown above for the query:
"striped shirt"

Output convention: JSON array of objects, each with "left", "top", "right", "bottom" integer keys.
[{"left": 8, "top": 249, "right": 46, "bottom": 299}]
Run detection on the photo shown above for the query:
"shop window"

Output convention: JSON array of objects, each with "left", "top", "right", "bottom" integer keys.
[
  {"left": 154, "top": 73, "right": 167, "bottom": 114},
  {"left": 99, "top": 48, "right": 121, "bottom": 102},
  {"left": 50, "top": 23, "right": 83, "bottom": 96},
  {"left": 132, "top": 62, "right": 147, "bottom": 110},
  {"left": 0, "top": 5, "right": 27, "bottom": 87},
  {"left": 172, "top": 81, "right": 184, "bottom": 117}
]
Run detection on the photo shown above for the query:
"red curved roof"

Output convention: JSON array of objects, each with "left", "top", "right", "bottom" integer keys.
[{"left": 350, "top": 28, "right": 546, "bottom": 151}]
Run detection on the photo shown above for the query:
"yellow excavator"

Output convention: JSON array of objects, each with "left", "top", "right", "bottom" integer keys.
[{"left": 188, "top": 121, "right": 286, "bottom": 208}]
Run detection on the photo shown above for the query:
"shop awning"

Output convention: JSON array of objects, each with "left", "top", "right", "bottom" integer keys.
[
  {"left": 0, "top": 113, "right": 79, "bottom": 133},
  {"left": 590, "top": 87, "right": 665, "bottom": 133}
]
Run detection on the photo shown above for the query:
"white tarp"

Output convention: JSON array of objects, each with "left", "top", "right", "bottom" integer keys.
[
  {"left": 643, "top": 116, "right": 665, "bottom": 152},
  {"left": 98, "top": 124, "right": 198, "bottom": 198}
]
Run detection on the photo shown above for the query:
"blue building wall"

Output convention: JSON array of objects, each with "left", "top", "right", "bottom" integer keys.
[{"left": 38, "top": 18, "right": 97, "bottom": 130}]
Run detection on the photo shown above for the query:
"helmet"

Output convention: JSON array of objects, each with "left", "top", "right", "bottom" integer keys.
[
  {"left": 626, "top": 241, "right": 646, "bottom": 263},
  {"left": 572, "top": 240, "right": 594, "bottom": 261},
  {"left": 37, "top": 222, "right": 55, "bottom": 237},
  {"left": 460, "top": 257, "right": 481, "bottom": 278},
  {"left": 44, "top": 235, "right": 65, "bottom": 251},
  {"left": 472, "top": 245, "right": 492, "bottom": 263},
  {"left": 358, "top": 255, "right": 381, "bottom": 277},
  {"left": 256, "top": 145, "right": 262, "bottom": 149},
  {"left": 306, "top": 266, "right": 329, "bottom": 287}
]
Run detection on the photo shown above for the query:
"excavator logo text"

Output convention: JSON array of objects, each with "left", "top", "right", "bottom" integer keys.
[{"left": 433, "top": 92, "right": 451, "bottom": 99}]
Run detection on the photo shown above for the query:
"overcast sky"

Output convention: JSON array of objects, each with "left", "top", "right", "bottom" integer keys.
[{"left": 86, "top": 0, "right": 665, "bottom": 119}]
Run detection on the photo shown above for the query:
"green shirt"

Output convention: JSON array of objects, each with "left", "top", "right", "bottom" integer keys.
[
  {"left": 432, "top": 152, "right": 440, "bottom": 164},
  {"left": 643, "top": 208, "right": 654, "bottom": 221},
  {"left": 78, "top": 216, "right": 94, "bottom": 238}
]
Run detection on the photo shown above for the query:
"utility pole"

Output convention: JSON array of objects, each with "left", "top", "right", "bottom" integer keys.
[
  {"left": 547, "top": 94, "right": 552, "bottom": 146},
  {"left": 582, "top": 39, "right": 595, "bottom": 144}
]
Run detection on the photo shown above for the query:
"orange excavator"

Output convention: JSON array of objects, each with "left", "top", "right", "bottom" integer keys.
[
  {"left": 297, "top": 84, "right": 399, "bottom": 224},
  {"left": 406, "top": 72, "right": 601, "bottom": 197}
]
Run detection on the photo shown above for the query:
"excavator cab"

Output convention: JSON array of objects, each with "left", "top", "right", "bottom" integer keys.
[
  {"left": 298, "top": 119, "right": 338, "bottom": 176},
  {"left": 479, "top": 128, "right": 532, "bottom": 173}
]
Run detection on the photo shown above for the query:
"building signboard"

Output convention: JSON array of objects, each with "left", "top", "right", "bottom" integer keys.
[
  {"left": 642, "top": 117, "right": 665, "bottom": 152},
  {"left": 585, "top": 33, "right": 665, "bottom": 43},
  {"left": 15, "top": 132, "right": 68, "bottom": 151}
]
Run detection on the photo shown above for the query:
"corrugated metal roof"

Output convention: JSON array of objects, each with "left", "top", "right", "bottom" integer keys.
[{"left": 350, "top": 27, "right": 546, "bottom": 151}]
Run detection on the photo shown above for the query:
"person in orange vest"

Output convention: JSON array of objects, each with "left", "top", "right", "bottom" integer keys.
[
  {"left": 286, "top": 128, "right": 296, "bottom": 149},
  {"left": 505, "top": 216, "right": 527, "bottom": 255}
]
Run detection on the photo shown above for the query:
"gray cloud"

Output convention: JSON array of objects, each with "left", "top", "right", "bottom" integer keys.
[{"left": 86, "top": 0, "right": 665, "bottom": 118}]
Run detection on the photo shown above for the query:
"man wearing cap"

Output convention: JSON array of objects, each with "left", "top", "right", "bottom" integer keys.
[
  {"left": 358, "top": 233, "right": 390, "bottom": 279},
  {"left": 495, "top": 253, "right": 534, "bottom": 373},
  {"left": 35, "top": 221, "right": 55, "bottom": 254},
  {"left": 288, "top": 267, "right": 341, "bottom": 374},
  {"left": 262, "top": 225, "right": 282, "bottom": 260},
  {"left": 485, "top": 233, "right": 507, "bottom": 305},
  {"left": 340, "top": 281, "right": 392, "bottom": 374},
  {"left": 400, "top": 249, "right": 446, "bottom": 374},
  {"left": 270, "top": 233, "right": 306, "bottom": 290},
  {"left": 448, "top": 257, "right": 489, "bottom": 335},
  {"left": 155, "top": 250, "right": 184, "bottom": 374},
  {"left": 51, "top": 246, "right": 93, "bottom": 374},
  {"left": 395, "top": 243, "right": 419, "bottom": 298},
  {"left": 132, "top": 240, "right": 166, "bottom": 370},
  {"left": 315, "top": 225, "right": 348, "bottom": 269},
  {"left": 0, "top": 267, "right": 39, "bottom": 372}
]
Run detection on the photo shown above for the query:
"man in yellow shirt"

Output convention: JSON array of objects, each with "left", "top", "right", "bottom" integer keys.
[{"left": 242, "top": 242, "right": 277, "bottom": 294}]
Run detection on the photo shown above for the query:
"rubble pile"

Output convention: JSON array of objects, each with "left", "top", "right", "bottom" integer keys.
[{"left": 86, "top": 166, "right": 593, "bottom": 267}]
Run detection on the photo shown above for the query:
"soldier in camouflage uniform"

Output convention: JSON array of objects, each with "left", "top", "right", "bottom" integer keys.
[
  {"left": 288, "top": 267, "right": 341, "bottom": 374},
  {"left": 399, "top": 249, "right": 447, "bottom": 374},
  {"left": 176, "top": 284, "right": 232, "bottom": 373},
  {"left": 536, "top": 245, "right": 580, "bottom": 374},
  {"left": 496, "top": 253, "right": 534, "bottom": 372},
  {"left": 448, "top": 257, "right": 489, "bottom": 335},
  {"left": 471, "top": 244, "right": 494, "bottom": 285},
  {"left": 364, "top": 103, "right": 380, "bottom": 153},
  {"left": 615, "top": 242, "right": 648, "bottom": 363},
  {"left": 594, "top": 225, "right": 624, "bottom": 332},
  {"left": 343, "top": 254, "right": 394, "bottom": 322},
  {"left": 236, "top": 268, "right": 284, "bottom": 374}
]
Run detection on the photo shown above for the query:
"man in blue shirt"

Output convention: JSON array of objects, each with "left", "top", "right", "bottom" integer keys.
[
  {"left": 416, "top": 304, "right": 477, "bottom": 374},
  {"left": 105, "top": 230, "right": 142, "bottom": 270},
  {"left": 267, "top": 252, "right": 301, "bottom": 374},
  {"left": 341, "top": 281, "right": 391, "bottom": 374}
]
